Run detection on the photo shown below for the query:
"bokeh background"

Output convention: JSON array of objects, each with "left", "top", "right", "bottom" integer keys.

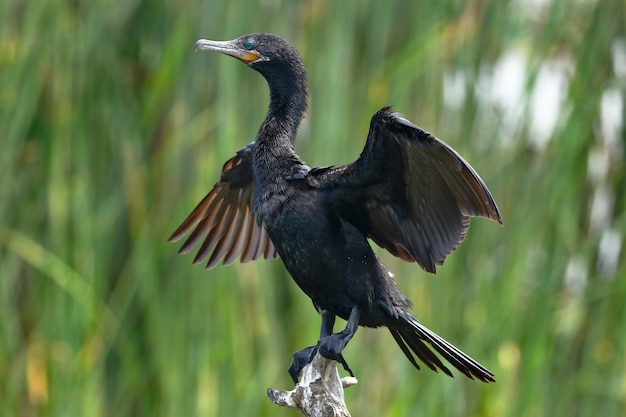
[{"left": 1, "top": 0, "right": 625, "bottom": 416}]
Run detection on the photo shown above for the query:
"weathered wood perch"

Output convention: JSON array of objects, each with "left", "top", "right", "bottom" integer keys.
[{"left": 267, "top": 353, "right": 358, "bottom": 417}]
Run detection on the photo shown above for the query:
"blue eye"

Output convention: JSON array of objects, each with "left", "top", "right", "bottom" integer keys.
[{"left": 245, "top": 41, "right": 254, "bottom": 50}]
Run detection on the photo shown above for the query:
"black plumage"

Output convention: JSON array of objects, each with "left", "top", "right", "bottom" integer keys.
[{"left": 170, "top": 33, "right": 502, "bottom": 383}]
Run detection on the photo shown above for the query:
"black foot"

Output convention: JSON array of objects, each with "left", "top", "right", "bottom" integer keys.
[
  {"left": 288, "top": 339, "right": 355, "bottom": 383},
  {"left": 288, "top": 306, "right": 360, "bottom": 383},
  {"left": 318, "top": 333, "right": 355, "bottom": 378},
  {"left": 288, "top": 345, "right": 317, "bottom": 384}
]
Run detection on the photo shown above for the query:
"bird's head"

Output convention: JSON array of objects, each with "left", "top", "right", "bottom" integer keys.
[
  {"left": 195, "top": 33, "right": 304, "bottom": 78},
  {"left": 195, "top": 33, "right": 307, "bottom": 117}
]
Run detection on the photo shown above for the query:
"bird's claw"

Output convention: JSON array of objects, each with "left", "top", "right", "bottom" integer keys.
[
  {"left": 288, "top": 345, "right": 318, "bottom": 384},
  {"left": 317, "top": 333, "right": 355, "bottom": 377},
  {"left": 320, "top": 350, "right": 355, "bottom": 377},
  {"left": 288, "top": 335, "right": 356, "bottom": 383}
]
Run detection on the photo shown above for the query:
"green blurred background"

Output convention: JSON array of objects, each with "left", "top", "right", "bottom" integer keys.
[{"left": 1, "top": 0, "right": 625, "bottom": 416}]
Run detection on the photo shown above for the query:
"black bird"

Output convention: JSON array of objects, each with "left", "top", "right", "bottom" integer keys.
[{"left": 170, "top": 33, "right": 502, "bottom": 383}]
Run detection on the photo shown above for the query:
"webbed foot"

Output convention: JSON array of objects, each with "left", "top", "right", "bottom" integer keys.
[
  {"left": 287, "top": 339, "right": 355, "bottom": 383},
  {"left": 318, "top": 333, "right": 355, "bottom": 377},
  {"left": 288, "top": 345, "right": 317, "bottom": 384}
]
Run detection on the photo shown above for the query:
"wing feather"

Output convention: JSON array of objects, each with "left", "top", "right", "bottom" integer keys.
[
  {"left": 168, "top": 142, "right": 278, "bottom": 269},
  {"left": 311, "top": 107, "right": 501, "bottom": 273}
]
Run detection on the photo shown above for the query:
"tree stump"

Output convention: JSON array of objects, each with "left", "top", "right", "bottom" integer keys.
[{"left": 267, "top": 353, "right": 358, "bottom": 417}]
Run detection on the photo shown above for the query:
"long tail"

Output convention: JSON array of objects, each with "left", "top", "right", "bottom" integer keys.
[{"left": 389, "top": 314, "right": 495, "bottom": 383}]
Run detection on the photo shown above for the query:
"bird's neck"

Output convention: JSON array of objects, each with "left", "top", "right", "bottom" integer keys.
[
  {"left": 252, "top": 74, "right": 308, "bottom": 215},
  {"left": 255, "top": 69, "right": 307, "bottom": 161},
  {"left": 253, "top": 106, "right": 305, "bottom": 182},
  {"left": 265, "top": 70, "right": 308, "bottom": 143}
]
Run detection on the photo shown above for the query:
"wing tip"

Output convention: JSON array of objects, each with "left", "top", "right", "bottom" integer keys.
[{"left": 168, "top": 228, "right": 188, "bottom": 243}]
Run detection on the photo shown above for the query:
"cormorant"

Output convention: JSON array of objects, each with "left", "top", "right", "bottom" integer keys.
[{"left": 169, "top": 33, "right": 502, "bottom": 383}]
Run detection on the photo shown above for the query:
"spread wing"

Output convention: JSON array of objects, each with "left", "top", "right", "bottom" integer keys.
[
  {"left": 168, "top": 142, "right": 278, "bottom": 268},
  {"left": 311, "top": 107, "right": 502, "bottom": 273}
]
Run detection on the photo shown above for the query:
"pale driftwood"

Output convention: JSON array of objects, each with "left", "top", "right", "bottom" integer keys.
[{"left": 267, "top": 353, "right": 358, "bottom": 416}]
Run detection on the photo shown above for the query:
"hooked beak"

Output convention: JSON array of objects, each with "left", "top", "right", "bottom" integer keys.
[{"left": 194, "top": 39, "right": 267, "bottom": 64}]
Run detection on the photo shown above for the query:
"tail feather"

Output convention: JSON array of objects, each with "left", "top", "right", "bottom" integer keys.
[
  {"left": 389, "top": 329, "right": 453, "bottom": 376},
  {"left": 390, "top": 316, "right": 495, "bottom": 383},
  {"left": 389, "top": 329, "right": 423, "bottom": 371}
]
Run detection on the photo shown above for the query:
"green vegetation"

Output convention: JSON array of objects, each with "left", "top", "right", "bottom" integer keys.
[{"left": 1, "top": 0, "right": 624, "bottom": 416}]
